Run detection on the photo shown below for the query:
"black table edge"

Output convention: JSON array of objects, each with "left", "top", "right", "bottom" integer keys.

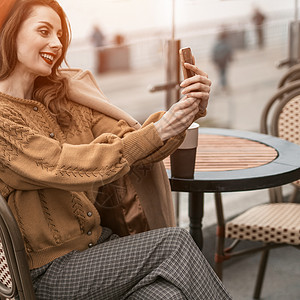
[{"left": 168, "top": 127, "right": 300, "bottom": 193}]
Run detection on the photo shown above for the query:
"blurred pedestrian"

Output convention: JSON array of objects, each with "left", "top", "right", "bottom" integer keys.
[
  {"left": 211, "top": 29, "right": 233, "bottom": 91},
  {"left": 90, "top": 24, "right": 105, "bottom": 73},
  {"left": 114, "top": 33, "right": 125, "bottom": 46},
  {"left": 252, "top": 7, "right": 266, "bottom": 48},
  {"left": 91, "top": 24, "right": 105, "bottom": 48}
]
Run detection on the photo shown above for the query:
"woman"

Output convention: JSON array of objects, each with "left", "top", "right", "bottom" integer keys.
[{"left": 0, "top": 0, "right": 232, "bottom": 299}]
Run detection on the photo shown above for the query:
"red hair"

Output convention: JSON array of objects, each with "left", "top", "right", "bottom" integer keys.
[
  {"left": 0, "top": 0, "right": 73, "bottom": 127},
  {"left": 0, "top": 0, "right": 17, "bottom": 29}
]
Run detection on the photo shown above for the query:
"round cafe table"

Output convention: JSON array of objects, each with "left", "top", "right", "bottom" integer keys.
[{"left": 164, "top": 127, "right": 300, "bottom": 249}]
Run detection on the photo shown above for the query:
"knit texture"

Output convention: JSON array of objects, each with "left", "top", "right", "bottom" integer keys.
[{"left": 0, "top": 91, "right": 170, "bottom": 269}]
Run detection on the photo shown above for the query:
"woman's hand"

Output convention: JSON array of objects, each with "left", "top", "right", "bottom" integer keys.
[
  {"left": 154, "top": 97, "right": 201, "bottom": 141},
  {"left": 180, "top": 63, "right": 211, "bottom": 115},
  {"left": 154, "top": 65, "right": 211, "bottom": 141}
]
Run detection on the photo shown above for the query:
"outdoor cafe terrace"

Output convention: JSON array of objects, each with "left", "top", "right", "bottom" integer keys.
[{"left": 65, "top": 16, "right": 300, "bottom": 300}]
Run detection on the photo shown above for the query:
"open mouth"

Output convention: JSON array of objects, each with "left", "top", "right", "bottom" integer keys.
[{"left": 40, "top": 52, "right": 55, "bottom": 65}]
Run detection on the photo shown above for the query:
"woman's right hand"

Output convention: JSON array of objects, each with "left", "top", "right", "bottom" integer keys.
[
  {"left": 154, "top": 65, "right": 211, "bottom": 142},
  {"left": 154, "top": 97, "right": 200, "bottom": 141}
]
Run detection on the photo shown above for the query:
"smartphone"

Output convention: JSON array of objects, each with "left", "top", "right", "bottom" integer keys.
[{"left": 179, "top": 47, "right": 195, "bottom": 79}]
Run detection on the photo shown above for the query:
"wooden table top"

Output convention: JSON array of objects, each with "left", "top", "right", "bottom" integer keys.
[{"left": 164, "top": 134, "right": 278, "bottom": 172}]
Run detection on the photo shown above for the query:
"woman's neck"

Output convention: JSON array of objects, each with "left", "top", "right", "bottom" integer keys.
[{"left": 0, "top": 68, "right": 36, "bottom": 99}]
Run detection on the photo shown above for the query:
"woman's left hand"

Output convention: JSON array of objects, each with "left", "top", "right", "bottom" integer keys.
[{"left": 180, "top": 63, "right": 212, "bottom": 115}]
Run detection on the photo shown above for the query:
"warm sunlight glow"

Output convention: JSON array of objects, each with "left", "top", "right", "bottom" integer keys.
[{"left": 58, "top": 0, "right": 295, "bottom": 40}]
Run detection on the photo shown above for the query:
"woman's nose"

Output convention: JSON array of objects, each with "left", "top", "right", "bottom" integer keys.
[{"left": 49, "top": 35, "right": 62, "bottom": 50}]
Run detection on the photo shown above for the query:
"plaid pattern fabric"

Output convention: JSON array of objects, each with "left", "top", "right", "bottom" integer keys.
[
  {"left": 31, "top": 227, "right": 232, "bottom": 300},
  {"left": 126, "top": 277, "right": 186, "bottom": 300}
]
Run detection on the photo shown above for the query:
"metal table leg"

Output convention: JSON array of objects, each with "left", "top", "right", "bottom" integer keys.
[{"left": 188, "top": 192, "right": 204, "bottom": 250}]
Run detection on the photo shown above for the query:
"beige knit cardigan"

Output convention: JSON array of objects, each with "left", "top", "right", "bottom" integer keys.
[{"left": 63, "top": 68, "right": 181, "bottom": 230}]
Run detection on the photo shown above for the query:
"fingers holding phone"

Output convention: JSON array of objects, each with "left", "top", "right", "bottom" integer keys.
[
  {"left": 179, "top": 47, "right": 211, "bottom": 117},
  {"left": 154, "top": 47, "right": 212, "bottom": 142},
  {"left": 179, "top": 47, "right": 195, "bottom": 79}
]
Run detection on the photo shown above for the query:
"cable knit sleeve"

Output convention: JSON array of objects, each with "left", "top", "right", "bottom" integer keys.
[
  {"left": 92, "top": 110, "right": 183, "bottom": 166},
  {"left": 134, "top": 111, "right": 186, "bottom": 165},
  {"left": 0, "top": 106, "right": 160, "bottom": 192}
]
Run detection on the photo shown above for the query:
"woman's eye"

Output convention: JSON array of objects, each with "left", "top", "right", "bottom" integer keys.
[{"left": 40, "top": 29, "right": 49, "bottom": 36}]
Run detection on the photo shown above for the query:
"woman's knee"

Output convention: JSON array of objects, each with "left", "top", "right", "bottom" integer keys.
[
  {"left": 157, "top": 227, "right": 194, "bottom": 249},
  {"left": 168, "top": 227, "right": 192, "bottom": 242}
]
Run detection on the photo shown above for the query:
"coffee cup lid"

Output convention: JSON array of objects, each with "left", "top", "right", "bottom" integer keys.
[{"left": 179, "top": 123, "right": 199, "bottom": 149}]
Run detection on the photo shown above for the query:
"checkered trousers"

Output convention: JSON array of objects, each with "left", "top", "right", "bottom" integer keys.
[{"left": 31, "top": 227, "right": 232, "bottom": 300}]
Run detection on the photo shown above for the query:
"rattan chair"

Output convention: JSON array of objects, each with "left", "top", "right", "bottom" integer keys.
[
  {"left": 0, "top": 194, "right": 36, "bottom": 300},
  {"left": 214, "top": 88, "right": 300, "bottom": 299},
  {"left": 261, "top": 80, "right": 300, "bottom": 135},
  {"left": 214, "top": 195, "right": 300, "bottom": 299},
  {"left": 260, "top": 83, "right": 300, "bottom": 202},
  {"left": 277, "top": 63, "right": 300, "bottom": 88}
]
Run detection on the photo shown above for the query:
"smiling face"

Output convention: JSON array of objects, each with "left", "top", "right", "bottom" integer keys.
[{"left": 15, "top": 5, "right": 63, "bottom": 78}]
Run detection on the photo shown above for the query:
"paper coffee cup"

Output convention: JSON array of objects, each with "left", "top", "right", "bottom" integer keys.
[{"left": 170, "top": 123, "right": 199, "bottom": 178}]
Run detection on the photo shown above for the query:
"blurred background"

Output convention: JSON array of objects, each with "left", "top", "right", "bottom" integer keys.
[{"left": 57, "top": 0, "right": 296, "bottom": 132}]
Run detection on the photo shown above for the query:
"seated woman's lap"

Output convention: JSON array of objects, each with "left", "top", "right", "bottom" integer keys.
[{"left": 31, "top": 227, "right": 231, "bottom": 300}]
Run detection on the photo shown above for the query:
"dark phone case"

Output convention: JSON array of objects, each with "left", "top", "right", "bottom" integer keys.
[{"left": 179, "top": 47, "right": 195, "bottom": 79}]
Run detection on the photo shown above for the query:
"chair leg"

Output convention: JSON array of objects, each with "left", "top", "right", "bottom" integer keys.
[
  {"left": 253, "top": 248, "right": 270, "bottom": 299},
  {"left": 288, "top": 186, "right": 299, "bottom": 203},
  {"left": 214, "top": 250, "right": 224, "bottom": 280},
  {"left": 274, "top": 186, "right": 283, "bottom": 202},
  {"left": 269, "top": 187, "right": 283, "bottom": 203},
  {"left": 174, "top": 192, "right": 180, "bottom": 226}
]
